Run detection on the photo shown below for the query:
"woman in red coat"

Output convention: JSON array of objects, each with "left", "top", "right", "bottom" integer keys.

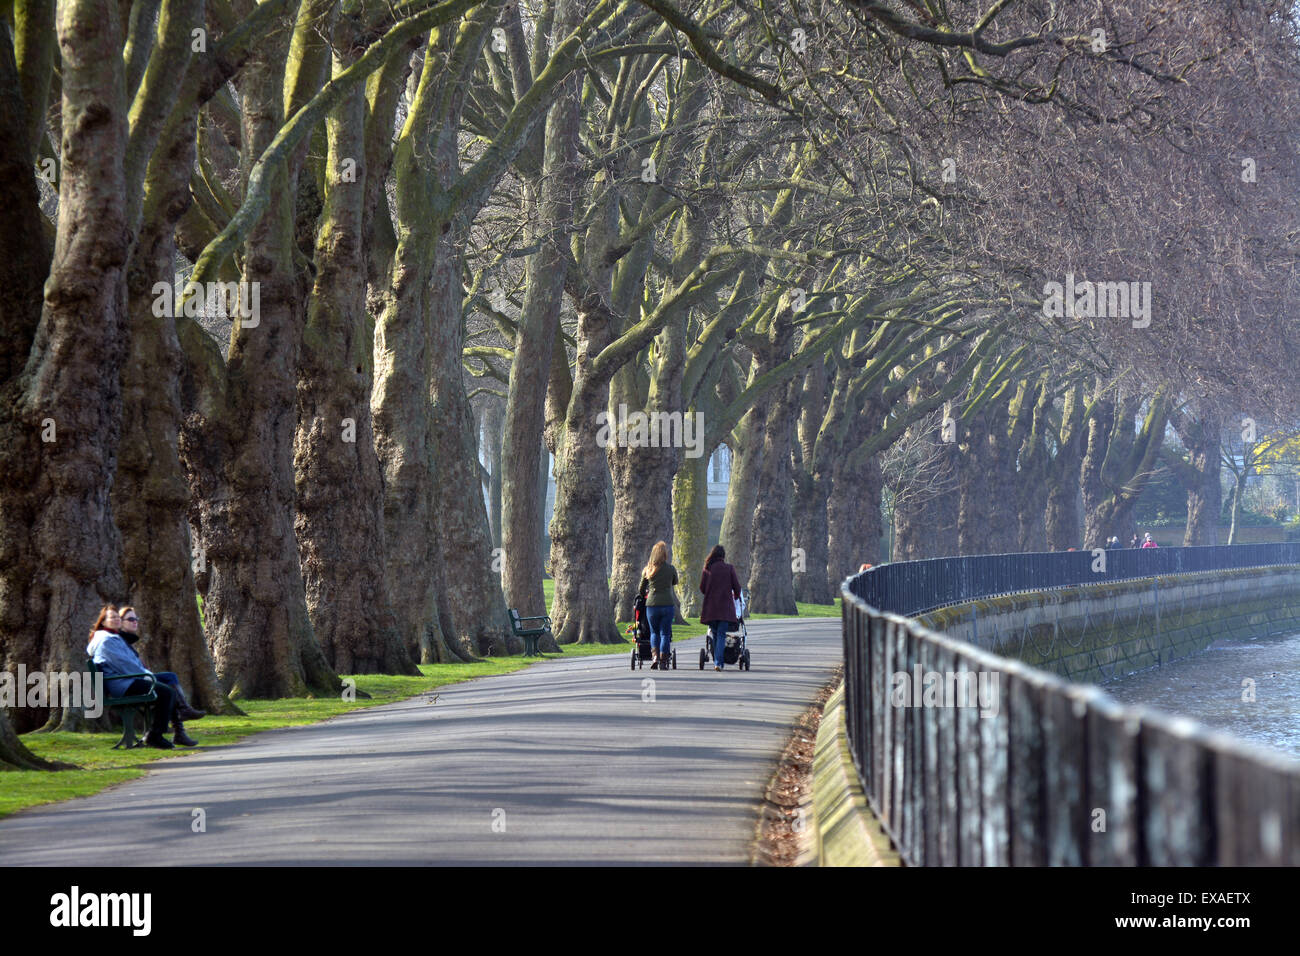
[{"left": 699, "top": 545, "right": 743, "bottom": 671}]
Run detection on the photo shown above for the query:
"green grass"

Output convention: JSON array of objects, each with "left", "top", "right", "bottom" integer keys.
[{"left": 753, "top": 599, "right": 843, "bottom": 619}]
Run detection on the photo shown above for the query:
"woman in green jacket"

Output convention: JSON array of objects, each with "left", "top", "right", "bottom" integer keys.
[{"left": 639, "top": 540, "right": 678, "bottom": 670}]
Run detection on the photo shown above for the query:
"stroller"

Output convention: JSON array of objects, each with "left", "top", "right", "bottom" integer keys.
[
  {"left": 629, "top": 588, "right": 676, "bottom": 669},
  {"left": 699, "top": 589, "right": 750, "bottom": 671}
]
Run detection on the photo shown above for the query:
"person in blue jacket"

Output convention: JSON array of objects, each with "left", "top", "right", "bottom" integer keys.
[
  {"left": 119, "top": 605, "right": 205, "bottom": 744},
  {"left": 86, "top": 606, "right": 193, "bottom": 749}
]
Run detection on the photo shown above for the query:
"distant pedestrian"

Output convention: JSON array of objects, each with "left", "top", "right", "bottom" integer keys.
[
  {"left": 700, "top": 544, "right": 742, "bottom": 672},
  {"left": 1130, "top": 534, "right": 1139, "bottom": 548},
  {"left": 1141, "top": 532, "right": 1158, "bottom": 549},
  {"left": 1105, "top": 536, "right": 1120, "bottom": 550},
  {"left": 639, "top": 541, "right": 678, "bottom": 670}
]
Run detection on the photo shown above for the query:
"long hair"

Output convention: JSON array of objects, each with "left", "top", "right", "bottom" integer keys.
[
  {"left": 88, "top": 604, "right": 119, "bottom": 643},
  {"left": 643, "top": 540, "right": 669, "bottom": 580},
  {"left": 704, "top": 544, "right": 725, "bottom": 574}
]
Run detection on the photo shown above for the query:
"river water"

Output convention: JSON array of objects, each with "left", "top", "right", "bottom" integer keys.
[{"left": 1101, "top": 631, "right": 1300, "bottom": 759}]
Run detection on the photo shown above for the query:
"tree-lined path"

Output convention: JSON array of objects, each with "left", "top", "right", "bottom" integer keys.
[{"left": 0, "top": 620, "right": 839, "bottom": 865}]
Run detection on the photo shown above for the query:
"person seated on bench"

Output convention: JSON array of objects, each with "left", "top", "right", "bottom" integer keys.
[
  {"left": 119, "top": 605, "right": 205, "bottom": 746},
  {"left": 86, "top": 605, "right": 190, "bottom": 750}
]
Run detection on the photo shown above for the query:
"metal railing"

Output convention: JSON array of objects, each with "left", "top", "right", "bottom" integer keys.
[
  {"left": 840, "top": 546, "right": 1300, "bottom": 866},
  {"left": 850, "top": 543, "right": 1300, "bottom": 616}
]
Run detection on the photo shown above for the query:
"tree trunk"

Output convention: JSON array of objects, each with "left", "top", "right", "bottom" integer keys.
[
  {"left": 293, "top": 55, "right": 417, "bottom": 676},
  {"left": 792, "top": 463, "right": 832, "bottom": 604},
  {"left": 0, "top": 710, "right": 71, "bottom": 770},
  {"left": 748, "top": 366, "right": 799, "bottom": 614},
  {"left": 1079, "top": 391, "right": 1116, "bottom": 550},
  {"left": 116, "top": 78, "right": 234, "bottom": 714},
  {"left": 427, "top": 227, "right": 518, "bottom": 658},
  {"left": 0, "top": 0, "right": 130, "bottom": 732},
  {"left": 982, "top": 398, "right": 1023, "bottom": 554},
  {"left": 672, "top": 443, "right": 710, "bottom": 618},
  {"left": 957, "top": 412, "right": 993, "bottom": 554},
  {"left": 370, "top": 51, "right": 466, "bottom": 664},
  {"left": 792, "top": 363, "right": 833, "bottom": 604},
  {"left": 549, "top": 282, "right": 624, "bottom": 644},
  {"left": 1081, "top": 388, "right": 1170, "bottom": 550},
  {"left": 1227, "top": 471, "right": 1243, "bottom": 545},
  {"left": 894, "top": 437, "right": 960, "bottom": 561},
  {"left": 1045, "top": 386, "right": 1087, "bottom": 550},
  {"left": 607, "top": 432, "right": 679, "bottom": 621},
  {"left": 483, "top": 401, "right": 504, "bottom": 548},
  {"left": 501, "top": 87, "right": 577, "bottom": 621},
  {"left": 719, "top": 400, "right": 764, "bottom": 583},
  {"left": 1014, "top": 380, "right": 1051, "bottom": 552},
  {"left": 184, "top": 31, "right": 339, "bottom": 699},
  {"left": 1181, "top": 414, "right": 1222, "bottom": 546},
  {"left": 0, "top": 20, "right": 50, "bottom": 384},
  {"left": 828, "top": 451, "right": 884, "bottom": 588}
]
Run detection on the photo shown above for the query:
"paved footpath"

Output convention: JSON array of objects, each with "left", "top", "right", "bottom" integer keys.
[{"left": 1, "top": 618, "right": 841, "bottom": 865}]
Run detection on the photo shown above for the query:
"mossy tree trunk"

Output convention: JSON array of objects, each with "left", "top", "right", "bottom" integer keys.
[
  {"left": 746, "top": 307, "right": 799, "bottom": 614},
  {"left": 719, "top": 400, "right": 765, "bottom": 584},
  {"left": 370, "top": 36, "right": 471, "bottom": 664},
  {"left": 1081, "top": 385, "right": 1171, "bottom": 550},
  {"left": 792, "top": 361, "right": 834, "bottom": 604},
  {"left": 0, "top": 7, "right": 56, "bottom": 737},
  {"left": 428, "top": 225, "right": 518, "bottom": 657},
  {"left": 293, "top": 37, "right": 417, "bottom": 676},
  {"left": 501, "top": 80, "right": 577, "bottom": 620},
  {"left": 117, "top": 23, "right": 240, "bottom": 713},
  {"left": 1013, "top": 378, "right": 1051, "bottom": 552},
  {"left": 672, "top": 442, "right": 711, "bottom": 618},
  {"left": 0, "top": 0, "right": 131, "bottom": 732},
  {"left": 182, "top": 17, "right": 340, "bottom": 699},
  {"left": 1045, "top": 385, "right": 1088, "bottom": 550},
  {"left": 549, "top": 287, "right": 625, "bottom": 644}
]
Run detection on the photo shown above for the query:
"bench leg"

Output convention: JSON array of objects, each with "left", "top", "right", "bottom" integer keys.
[
  {"left": 114, "top": 708, "right": 143, "bottom": 749},
  {"left": 524, "top": 634, "right": 540, "bottom": 656}
]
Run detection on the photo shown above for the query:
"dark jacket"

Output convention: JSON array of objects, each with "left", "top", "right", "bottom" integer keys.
[
  {"left": 699, "top": 561, "right": 742, "bottom": 624},
  {"left": 640, "top": 563, "right": 678, "bottom": 607}
]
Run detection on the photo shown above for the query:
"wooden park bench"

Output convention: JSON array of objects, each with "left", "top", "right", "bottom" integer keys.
[
  {"left": 507, "top": 609, "right": 552, "bottom": 656},
  {"left": 86, "top": 658, "right": 157, "bottom": 749}
]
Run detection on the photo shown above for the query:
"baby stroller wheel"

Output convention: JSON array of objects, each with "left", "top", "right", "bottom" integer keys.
[
  {"left": 671, "top": 649, "right": 677, "bottom": 670},
  {"left": 699, "top": 648, "right": 706, "bottom": 670},
  {"left": 630, "top": 651, "right": 637, "bottom": 670}
]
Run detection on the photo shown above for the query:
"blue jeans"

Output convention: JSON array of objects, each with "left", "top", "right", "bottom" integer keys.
[
  {"left": 707, "top": 622, "right": 730, "bottom": 668},
  {"left": 646, "top": 605, "right": 673, "bottom": 656},
  {"left": 154, "top": 672, "right": 193, "bottom": 710}
]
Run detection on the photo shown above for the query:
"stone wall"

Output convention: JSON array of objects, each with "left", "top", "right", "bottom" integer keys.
[{"left": 915, "top": 566, "right": 1300, "bottom": 684}]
